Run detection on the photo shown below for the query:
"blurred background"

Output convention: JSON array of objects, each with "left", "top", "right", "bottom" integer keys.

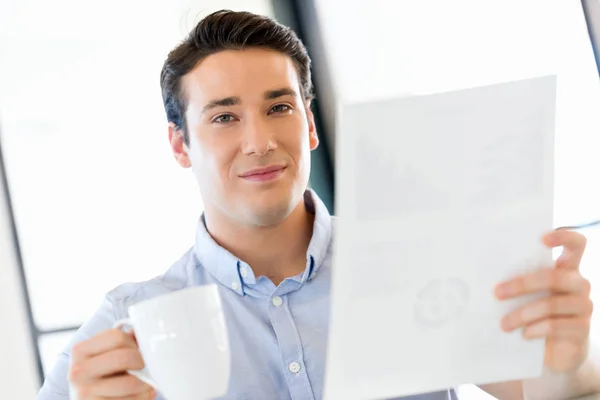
[{"left": 1, "top": 0, "right": 600, "bottom": 398}]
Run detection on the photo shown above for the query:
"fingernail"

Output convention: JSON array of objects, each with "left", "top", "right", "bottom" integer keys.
[
  {"left": 495, "top": 283, "right": 510, "bottom": 298},
  {"left": 544, "top": 231, "right": 559, "bottom": 245},
  {"left": 500, "top": 316, "right": 514, "bottom": 331}
]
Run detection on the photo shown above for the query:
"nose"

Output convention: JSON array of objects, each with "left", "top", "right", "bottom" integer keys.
[{"left": 241, "top": 116, "right": 277, "bottom": 156}]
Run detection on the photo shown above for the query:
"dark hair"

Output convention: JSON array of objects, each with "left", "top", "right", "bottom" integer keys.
[{"left": 160, "top": 9, "right": 314, "bottom": 145}]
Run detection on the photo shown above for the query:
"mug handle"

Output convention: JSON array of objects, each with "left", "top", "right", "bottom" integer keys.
[{"left": 113, "top": 318, "right": 160, "bottom": 391}]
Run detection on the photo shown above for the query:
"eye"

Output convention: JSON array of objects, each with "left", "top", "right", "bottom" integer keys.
[
  {"left": 269, "top": 104, "right": 292, "bottom": 114},
  {"left": 213, "top": 114, "right": 236, "bottom": 123}
]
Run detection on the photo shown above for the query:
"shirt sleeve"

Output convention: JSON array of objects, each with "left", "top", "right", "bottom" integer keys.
[{"left": 35, "top": 296, "right": 118, "bottom": 400}]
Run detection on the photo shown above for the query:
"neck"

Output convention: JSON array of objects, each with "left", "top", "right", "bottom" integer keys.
[{"left": 204, "top": 198, "right": 314, "bottom": 285}]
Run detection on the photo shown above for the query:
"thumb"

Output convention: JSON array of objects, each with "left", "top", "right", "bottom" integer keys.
[{"left": 125, "top": 329, "right": 139, "bottom": 347}]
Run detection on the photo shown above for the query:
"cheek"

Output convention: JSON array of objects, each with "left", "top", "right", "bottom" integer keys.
[
  {"left": 280, "top": 116, "right": 310, "bottom": 155},
  {"left": 188, "top": 137, "right": 232, "bottom": 180},
  {"left": 206, "top": 138, "right": 239, "bottom": 181}
]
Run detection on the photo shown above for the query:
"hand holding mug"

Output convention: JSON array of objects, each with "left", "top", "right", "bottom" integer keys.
[
  {"left": 68, "top": 328, "right": 156, "bottom": 399},
  {"left": 69, "top": 284, "right": 230, "bottom": 400}
]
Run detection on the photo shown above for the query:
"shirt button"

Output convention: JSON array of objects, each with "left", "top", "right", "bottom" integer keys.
[
  {"left": 288, "top": 362, "right": 301, "bottom": 374},
  {"left": 231, "top": 282, "right": 240, "bottom": 291},
  {"left": 239, "top": 266, "right": 248, "bottom": 278},
  {"left": 272, "top": 296, "right": 283, "bottom": 307}
]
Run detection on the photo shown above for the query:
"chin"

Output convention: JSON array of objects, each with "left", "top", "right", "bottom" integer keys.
[
  {"left": 239, "top": 193, "right": 296, "bottom": 227},
  {"left": 251, "top": 202, "right": 293, "bottom": 227},
  {"left": 233, "top": 180, "right": 307, "bottom": 226}
]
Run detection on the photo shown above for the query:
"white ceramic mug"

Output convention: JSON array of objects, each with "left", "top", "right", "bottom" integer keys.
[{"left": 113, "top": 284, "right": 230, "bottom": 400}]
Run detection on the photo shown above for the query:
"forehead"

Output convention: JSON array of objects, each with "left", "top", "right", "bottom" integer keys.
[{"left": 183, "top": 48, "right": 302, "bottom": 104}]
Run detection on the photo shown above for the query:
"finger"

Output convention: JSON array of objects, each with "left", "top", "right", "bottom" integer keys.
[
  {"left": 501, "top": 295, "right": 594, "bottom": 331},
  {"left": 522, "top": 317, "right": 591, "bottom": 340},
  {"left": 70, "top": 348, "right": 145, "bottom": 383},
  {"left": 544, "top": 230, "right": 587, "bottom": 269},
  {"left": 71, "top": 329, "right": 138, "bottom": 363},
  {"left": 82, "top": 374, "right": 154, "bottom": 398},
  {"left": 105, "top": 392, "right": 156, "bottom": 400},
  {"left": 119, "top": 391, "right": 156, "bottom": 400},
  {"left": 495, "top": 268, "right": 590, "bottom": 299},
  {"left": 86, "top": 389, "right": 156, "bottom": 400}
]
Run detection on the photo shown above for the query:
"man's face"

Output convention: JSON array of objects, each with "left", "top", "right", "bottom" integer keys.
[{"left": 169, "top": 48, "right": 319, "bottom": 227}]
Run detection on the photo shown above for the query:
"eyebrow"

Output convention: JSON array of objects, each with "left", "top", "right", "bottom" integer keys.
[
  {"left": 201, "top": 88, "right": 298, "bottom": 114},
  {"left": 264, "top": 87, "right": 297, "bottom": 100},
  {"left": 202, "top": 96, "right": 241, "bottom": 113}
]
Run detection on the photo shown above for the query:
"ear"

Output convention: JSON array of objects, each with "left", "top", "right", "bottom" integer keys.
[
  {"left": 168, "top": 123, "right": 191, "bottom": 168},
  {"left": 305, "top": 102, "right": 319, "bottom": 151}
]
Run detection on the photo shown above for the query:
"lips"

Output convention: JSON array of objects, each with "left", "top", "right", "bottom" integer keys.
[
  {"left": 240, "top": 165, "right": 285, "bottom": 178},
  {"left": 239, "top": 165, "right": 286, "bottom": 182}
]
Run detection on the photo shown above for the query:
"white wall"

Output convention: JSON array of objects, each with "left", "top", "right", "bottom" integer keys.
[
  {"left": 0, "top": 0, "right": 274, "bottom": 333},
  {"left": 313, "top": 0, "right": 600, "bottom": 288},
  {"left": 0, "top": 157, "right": 39, "bottom": 398}
]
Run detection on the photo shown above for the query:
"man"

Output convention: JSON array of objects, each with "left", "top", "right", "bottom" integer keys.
[{"left": 37, "top": 9, "right": 599, "bottom": 400}]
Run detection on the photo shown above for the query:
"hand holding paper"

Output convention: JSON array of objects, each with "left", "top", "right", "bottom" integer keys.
[{"left": 496, "top": 229, "right": 593, "bottom": 373}]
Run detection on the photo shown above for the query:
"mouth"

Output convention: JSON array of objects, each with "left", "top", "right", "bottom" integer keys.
[{"left": 239, "top": 165, "right": 286, "bottom": 182}]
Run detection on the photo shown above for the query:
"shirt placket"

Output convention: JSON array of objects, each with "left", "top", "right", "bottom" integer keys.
[{"left": 268, "top": 283, "right": 315, "bottom": 400}]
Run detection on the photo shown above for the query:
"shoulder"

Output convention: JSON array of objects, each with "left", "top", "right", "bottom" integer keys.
[
  {"left": 330, "top": 214, "right": 337, "bottom": 226},
  {"left": 106, "top": 247, "right": 199, "bottom": 319},
  {"left": 36, "top": 248, "right": 201, "bottom": 398}
]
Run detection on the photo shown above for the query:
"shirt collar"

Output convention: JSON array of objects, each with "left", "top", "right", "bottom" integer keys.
[{"left": 193, "top": 189, "right": 333, "bottom": 296}]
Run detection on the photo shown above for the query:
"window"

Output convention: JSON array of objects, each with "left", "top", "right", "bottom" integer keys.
[{"left": 0, "top": 0, "right": 274, "bottom": 380}]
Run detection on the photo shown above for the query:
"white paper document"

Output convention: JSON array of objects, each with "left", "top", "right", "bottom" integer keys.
[{"left": 325, "top": 76, "right": 557, "bottom": 400}]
